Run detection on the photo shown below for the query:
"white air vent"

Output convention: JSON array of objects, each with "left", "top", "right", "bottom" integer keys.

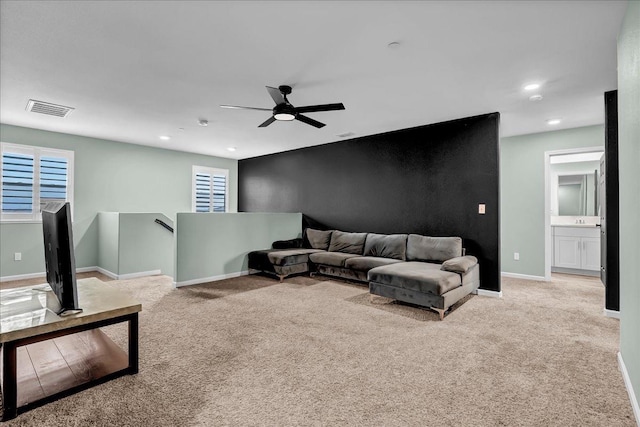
[{"left": 26, "top": 99, "right": 74, "bottom": 117}]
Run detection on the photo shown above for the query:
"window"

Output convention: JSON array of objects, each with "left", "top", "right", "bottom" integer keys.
[
  {"left": 1, "top": 143, "right": 74, "bottom": 222},
  {"left": 192, "top": 166, "right": 228, "bottom": 213}
]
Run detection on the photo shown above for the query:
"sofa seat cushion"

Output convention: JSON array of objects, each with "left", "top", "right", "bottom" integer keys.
[
  {"left": 309, "top": 251, "right": 360, "bottom": 267},
  {"left": 344, "top": 256, "right": 403, "bottom": 272},
  {"left": 267, "top": 249, "right": 324, "bottom": 266},
  {"left": 368, "top": 262, "right": 462, "bottom": 296}
]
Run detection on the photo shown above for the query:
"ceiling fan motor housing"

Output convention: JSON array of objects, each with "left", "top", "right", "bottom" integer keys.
[{"left": 278, "top": 85, "right": 293, "bottom": 95}]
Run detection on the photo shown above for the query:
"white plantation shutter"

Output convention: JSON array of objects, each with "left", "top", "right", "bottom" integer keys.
[
  {"left": 1, "top": 143, "right": 74, "bottom": 221},
  {"left": 40, "top": 156, "right": 68, "bottom": 208},
  {"left": 195, "top": 172, "right": 212, "bottom": 212},
  {"left": 1, "top": 151, "right": 34, "bottom": 214},
  {"left": 192, "top": 166, "right": 228, "bottom": 213},
  {"left": 212, "top": 174, "right": 227, "bottom": 212}
]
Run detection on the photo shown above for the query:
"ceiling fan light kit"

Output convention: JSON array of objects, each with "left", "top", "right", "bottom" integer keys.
[
  {"left": 273, "top": 102, "right": 296, "bottom": 121},
  {"left": 221, "top": 85, "right": 345, "bottom": 129},
  {"left": 274, "top": 113, "right": 295, "bottom": 121}
]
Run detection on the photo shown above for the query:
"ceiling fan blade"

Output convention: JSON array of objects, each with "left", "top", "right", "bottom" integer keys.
[
  {"left": 296, "top": 114, "right": 326, "bottom": 128},
  {"left": 220, "top": 105, "right": 272, "bottom": 111},
  {"left": 258, "top": 116, "right": 276, "bottom": 128},
  {"left": 294, "top": 103, "right": 345, "bottom": 114},
  {"left": 266, "top": 86, "right": 285, "bottom": 105}
]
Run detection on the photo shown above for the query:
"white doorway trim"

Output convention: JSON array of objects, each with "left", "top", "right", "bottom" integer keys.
[{"left": 544, "top": 146, "right": 604, "bottom": 281}]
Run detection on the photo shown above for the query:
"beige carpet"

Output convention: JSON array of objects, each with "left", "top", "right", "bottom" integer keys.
[{"left": 1, "top": 273, "right": 635, "bottom": 426}]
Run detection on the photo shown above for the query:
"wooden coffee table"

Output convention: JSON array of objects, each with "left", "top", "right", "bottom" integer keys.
[{"left": 0, "top": 278, "right": 141, "bottom": 421}]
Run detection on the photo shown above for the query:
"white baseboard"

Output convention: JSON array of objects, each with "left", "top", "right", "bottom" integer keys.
[
  {"left": 95, "top": 266, "right": 119, "bottom": 280},
  {"left": 1, "top": 266, "right": 98, "bottom": 282},
  {"left": 476, "top": 288, "right": 503, "bottom": 298},
  {"left": 604, "top": 309, "right": 621, "bottom": 319},
  {"left": 77, "top": 266, "right": 98, "bottom": 273},
  {"left": 618, "top": 352, "right": 640, "bottom": 426},
  {"left": 173, "top": 270, "right": 251, "bottom": 288},
  {"left": 2, "top": 266, "right": 164, "bottom": 283},
  {"left": 118, "top": 269, "right": 162, "bottom": 280},
  {"left": 0, "top": 271, "right": 46, "bottom": 282},
  {"left": 501, "top": 271, "right": 546, "bottom": 281}
]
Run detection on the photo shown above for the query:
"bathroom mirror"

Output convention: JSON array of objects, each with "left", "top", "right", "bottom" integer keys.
[
  {"left": 557, "top": 172, "right": 598, "bottom": 216},
  {"left": 549, "top": 153, "right": 603, "bottom": 218}
]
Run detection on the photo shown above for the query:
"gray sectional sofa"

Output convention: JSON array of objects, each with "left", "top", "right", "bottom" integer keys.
[{"left": 248, "top": 229, "right": 480, "bottom": 320}]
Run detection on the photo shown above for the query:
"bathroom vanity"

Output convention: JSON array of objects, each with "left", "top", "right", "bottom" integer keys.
[{"left": 551, "top": 222, "right": 600, "bottom": 276}]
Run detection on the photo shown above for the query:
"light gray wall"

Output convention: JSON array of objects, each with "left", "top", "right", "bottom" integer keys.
[
  {"left": 175, "top": 213, "right": 301, "bottom": 285},
  {"left": 500, "top": 125, "right": 604, "bottom": 277},
  {"left": 618, "top": 0, "right": 640, "bottom": 418},
  {"left": 97, "top": 212, "right": 119, "bottom": 274},
  {"left": 0, "top": 123, "right": 237, "bottom": 279},
  {"left": 118, "top": 213, "right": 174, "bottom": 277}
]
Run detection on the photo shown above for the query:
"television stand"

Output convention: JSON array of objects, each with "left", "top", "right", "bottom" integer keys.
[{"left": 0, "top": 278, "right": 141, "bottom": 421}]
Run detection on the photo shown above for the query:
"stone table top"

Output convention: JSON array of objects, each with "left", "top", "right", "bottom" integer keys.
[{"left": 0, "top": 278, "right": 141, "bottom": 343}]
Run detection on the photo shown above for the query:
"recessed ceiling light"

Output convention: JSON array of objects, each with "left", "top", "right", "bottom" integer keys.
[
  {"left": 524, "top": 83, "right": 541, "bottom": 91},
  {"left": 547, "top": 119, "right": 561, "bottom": 125},
  {"left": 198, "top": 119, "right": 209, "bottom": 126},
  {"left": 337, "top": 132, "right": 355, "bottom": 138},
  {"left": 227, "top": 147, "right": 237, "bottom": 152},
  {"left": 159, "top": 135, "right": 171, "bottom": 140},
  {"left": 529, "top": 94, "right": 543, "bottom": 102}
]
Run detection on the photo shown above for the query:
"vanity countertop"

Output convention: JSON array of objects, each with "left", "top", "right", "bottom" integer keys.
[{"left": 551, "top": 224, "right": 600, "bottom": 228}]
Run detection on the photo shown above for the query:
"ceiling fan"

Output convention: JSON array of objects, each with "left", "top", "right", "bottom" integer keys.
[{"left": 220, "top": 85, "right": 345, "bottom": 128}]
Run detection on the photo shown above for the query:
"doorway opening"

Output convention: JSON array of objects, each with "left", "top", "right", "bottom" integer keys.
[{"left": 544, "top": 147, "right": 605, "bottom": 281}]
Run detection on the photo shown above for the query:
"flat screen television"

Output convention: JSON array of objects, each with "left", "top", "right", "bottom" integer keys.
[{"left": 42, "top": 201, "right": 82, "bottom": 316}]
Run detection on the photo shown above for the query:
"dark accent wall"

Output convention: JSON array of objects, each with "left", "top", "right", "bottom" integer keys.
[
  {"left": 603, "top": 90, "right": 620, "bottom": 311},
  {"left": 239, "top": 113, "right": 501, "bottom": 292}
]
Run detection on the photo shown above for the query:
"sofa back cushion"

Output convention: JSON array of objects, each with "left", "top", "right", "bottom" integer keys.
[
  {"left": 305, "top": 228, "right": 333, "bottom": 250},
  {"left": 328, "top": 231, "right": 368, "bottom": 254},
  {"left": 363, "top": 233, "right": 408, "bottom": 260},
  {"left": 406, "top": 234, "right": 462, "bottom": 263}
]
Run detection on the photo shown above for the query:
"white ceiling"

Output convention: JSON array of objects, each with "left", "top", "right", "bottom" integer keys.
[{"left": 0, "top": 1, "right": 627, "bottom": 160}]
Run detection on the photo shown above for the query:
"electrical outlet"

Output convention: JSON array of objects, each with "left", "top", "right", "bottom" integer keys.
[
  {"left": 514, "top": 252, "right": 520, "bottom": 261},
  {"left": 478, "top": 204, "right": 486, "bottom": 214},
  {"left": 14, "top": 252, "right": 22, "bottom": 261}
]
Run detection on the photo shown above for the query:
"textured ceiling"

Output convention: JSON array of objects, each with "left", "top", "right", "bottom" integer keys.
[{"left": 0, "top": 1, "right": 627, "bottom": 159}]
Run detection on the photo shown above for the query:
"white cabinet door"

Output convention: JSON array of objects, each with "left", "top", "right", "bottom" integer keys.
[
  {"left": 581, "top": 237, "right": 601, "bottom": 271},
  {"left": 554, "top": 236, "right": 581, "bottom": 269}
]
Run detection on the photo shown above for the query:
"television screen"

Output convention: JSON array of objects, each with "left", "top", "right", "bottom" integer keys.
[{"left": 42, "top": 201, "right": 82, "bottom": 316}]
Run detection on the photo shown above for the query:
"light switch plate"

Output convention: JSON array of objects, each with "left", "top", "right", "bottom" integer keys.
[
  {"left": 478, "top": 204, "right": 486, "bottom": 214},
  {"left": 14, "top": 252, "right": 22, "bottom": 261}
]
